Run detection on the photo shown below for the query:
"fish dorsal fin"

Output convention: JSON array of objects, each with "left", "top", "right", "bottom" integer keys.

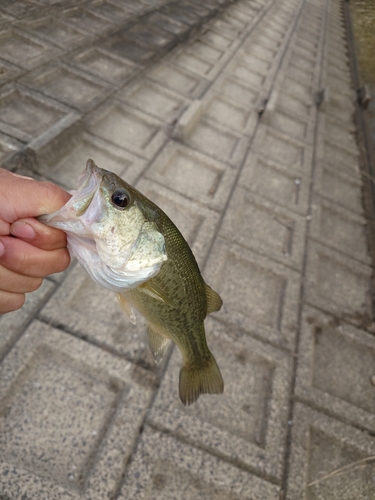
[
  {"left": 205, "top": 284, "right": 223, "bottom": 315},
  {"left": 139, "top": 281, "right": 174, "bottom": 307},
  {"left": 148, "top": 326, "right": 171, "bottom": 365},
  {"left": 117, "top": 294, "right": 137, "bottom": 325}
]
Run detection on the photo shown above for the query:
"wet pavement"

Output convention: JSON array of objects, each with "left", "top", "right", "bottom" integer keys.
[{"left": 1, "top": 0, "right": 375, "bottom": 499}]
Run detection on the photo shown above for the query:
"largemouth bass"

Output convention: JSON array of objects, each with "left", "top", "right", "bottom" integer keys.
[{"left": 39, "top": 159, "right": 224, "bottom": 405}]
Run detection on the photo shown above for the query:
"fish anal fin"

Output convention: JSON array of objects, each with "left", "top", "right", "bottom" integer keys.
[
  {"left": 179, "top": 353, "right": 224, "bottom": 405},
  {"left": 117, "top": 294, "right": 137, "bottom": 325},
  {"left": 148, "top": 326, "right": 171, "bottom": 365},
  {"left": 139, "top": 281, "right": 174, "bottom": 307},
  {"left": 205, "top": 284, "right": 223, "bottom": 315}
]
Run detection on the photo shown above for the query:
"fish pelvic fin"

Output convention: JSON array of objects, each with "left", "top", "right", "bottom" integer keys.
[
  {"left": 117, "top": 294, "right": 136, "bottom": 325},
  {"left": 205, "top": 284, "right": 223, "bottom": 316},
  {"left": 179, "top": 353, "right": 224, "bottom": 405},
  {"left": 148, "top": 326, "right": 171, "bottom": 365}
]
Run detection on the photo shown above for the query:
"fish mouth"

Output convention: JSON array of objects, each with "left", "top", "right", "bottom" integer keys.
[{"left": 38, "top": 159, "right": 103, "bottom": 227}]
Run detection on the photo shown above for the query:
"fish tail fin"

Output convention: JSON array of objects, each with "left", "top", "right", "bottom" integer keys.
[{"left": 179, "top": 353, "right": 224, "bottom": 405}]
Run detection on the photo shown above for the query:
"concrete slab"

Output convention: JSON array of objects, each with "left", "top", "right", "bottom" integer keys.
[
  {"left": 39, "top": 262, "right": 157, "bottom": 369},
  {"left": 220, "top": 188, "right": 307, "bottom": 271},
  {"left": 0, "top": 279, "right": 55, "bottom": 361},
  {"left": 15, "top": 14, "right": 93, "bottom": 51},
  {"left": 116, "top": 78, "right": 189, "bottom": 123},
  {"left": 148, "top": 317, "right": 293, "bottom": 481},
  {"left": 60, "top": 6, "right": 116, "bottom": 36},
  {"left": 313, "top": 160, "right": 365, "bottom": 215},
  {"left": 0, "top": 320, "right": 154, "bottom": 499},
  {"left": 238, "top": 151, "right": 311, "bottom": 215},
  {"left": 0, "top": 58, "right": 25, "bottom": 87},
  {"left": 309, "top": 194, "right": 373, "bottom": 266},
  {"left": 66, "top": 46, "right": 141, "bottom": 86},
  {"left": 0, "top": 27, "right": 60, "bottom": 70},
  {"left": 21, "top": 62, "right": 113, "bottom": 113},
  {"left": 0, "top": 132, "right": 24, "bottom": 168},
  {"left": 252, "top": 124, "right": 314, "bottom": 177},
  {"left": 147, "top": 60, "right": 210, "bottom": 99},
  {"left": 38, "top": 131, "right": 146, "bottom": 190},
  {"left": 185, "top": 117, "right": 250, "bottom": 167},
  {"left": 204, "top": 238, "right": 301, "bottom": 350},
  {"left": 87, "top": 99, "right": 167, "bottom": 159},
  {"left": 295, "top": 305, "right": 375, "bottom": 433},
  {"left": 304, "top": 240, "right": 373, "bottom": 327},
  {"left": 0, "top": 84, "right": 79, "bottom": 144},
  {"left": 145, "top": 140, "right": 237, "bottom": 211},
  {"left": 287, "top": 403, "right": 375, "bottom": 500},
  {"left": 119, "top": 427, "right": 281, "bottom": 499}
]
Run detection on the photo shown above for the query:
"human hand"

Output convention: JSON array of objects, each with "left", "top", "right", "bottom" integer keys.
[{"left": 0, "top": 168, "right": 71, "bottom": 314}]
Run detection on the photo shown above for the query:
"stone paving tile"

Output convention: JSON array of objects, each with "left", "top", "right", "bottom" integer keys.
[
  {"left": 135, "top": 178, "right": 221, "bottom": 268},
  {"left": 169, "top": 45, "right": 223, "bottom": 81},
  {"left": 318, "top": 113, "right": 357, "bottom": 151},
  {"left": 116, "top": 78, "right": 189, "bottom": 123},
  {"left": 147, "top": 60, "right": 210, "bottom": 99},
  {"left": 85, "top": 0, "right": 134, "bottom": 24},
  {"left": 252, "top": 124, "right": 314, "bottom": 177},
  {"left": 0, "top": 27, "right": 61, "bottom": 70},
  {"left": 0, "top": 132, "right": 23, "bottom": 168},
  {"left": 0, "top": 84, "right": 80, "bottom": 144},
  {"left": 313, "top": 161, "right": 365, "bottom": 215},
  {"left": 38, "top": 262, "right": 157, "bottom": 370},
  {"left": 238, "top": 152, "right": 311, "bottom": 215},
  {"left": 37, "top": 131, "right": 146, "bottom": 190},
  {"left": 119, "top": 427, "right": 281, "bottom": 499},
  {"left": 145, "top": 140, "right": 237, "bottom": 211},
  {"left": 87, "top": 99, "right": 167, "bottom": 159},
  {"left": 15, "top": 14, "right": 94, "bottom": 51},
  {"left": 287, "top": 403, "right": 375, "bottom": 500},
  {"left": 21, "top": 62, "right": 113, "bottom": 113},
  {"left": 66, "top": 46, "right": 142, "bottom": 86},
  {"left": 202, "top": 93, "right": 258, "bottom": 135},
  {"left": 0, "top": 279, "right": 55, "bottom": 362},
  {"left": 309, "top": 194, "right": 373, "bottom": 266},
  {"left": 0, "top": 0, "right": 41, "bottom": 19},
  {"left": 148, "top": 317, "right": 293, "bottom": 481},
  {"left": 220, "top": 188, "right": 307, "bottom": 271},
  {"left": 304, "top": 240, "right": 373, "bottom": 328},
  {"left": 204, "top": 238, "right": 300, "bottom": 350},
  {"left": 316, "top": 132, "right": 361, "bottom": 179},
  {"left": 0, "top": 58, "right": 25, "bottom": 87},
  {"left": 295, "top": 306, "right": 375, "bottom": 434},
  {"left": 213, "top": 73, "right": 260, "bottom": 108},
  {"left": 60, "top": 5, "right": 116, "bottom": 36},
  {"left": 185, "top": 117, "right": 250, "bottom": 167},
  {"left": 0, "top": 320, "right": 154, "bottom": 499},
  {"left": 143, "top": 11, "right": 191, "bottom": 37}
]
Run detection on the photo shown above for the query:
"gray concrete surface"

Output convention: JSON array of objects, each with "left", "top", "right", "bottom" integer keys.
[{"left": 1, "top": 0, "right": 375, "bottom": 498}]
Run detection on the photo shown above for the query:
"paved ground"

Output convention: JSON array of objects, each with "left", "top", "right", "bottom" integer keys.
[{"left": 1, "top": 0, "right": 375, "bottom": 498}]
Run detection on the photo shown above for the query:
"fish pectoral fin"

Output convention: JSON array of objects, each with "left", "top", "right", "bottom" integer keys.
[
  {"left": 148, "top": 327, "right": 171, "bottom": 365},
  {"left": 117, "top": 294, "right": 137, "bottom": 325},
  {"left": 179, "top": 352, "right": 224, "bottom": 405},
  {"left": 139, "top": 281, "right": 174, "bottom": 307},
  {"left": 205, "top": 284, "right": 223, "bottom": 315}
]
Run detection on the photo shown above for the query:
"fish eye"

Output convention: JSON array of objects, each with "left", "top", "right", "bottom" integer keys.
[{"left": 111, "top": 189, "right": 129, "bottom": 209}]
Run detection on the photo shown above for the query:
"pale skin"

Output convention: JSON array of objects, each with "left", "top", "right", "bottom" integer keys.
[{"left": 0, "top": 168, "right": 71, "bottom": 314}]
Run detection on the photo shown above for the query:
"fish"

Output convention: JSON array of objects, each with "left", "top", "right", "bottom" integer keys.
[{"left": 39, "top": 159, "right": 224, "bottom": 405}]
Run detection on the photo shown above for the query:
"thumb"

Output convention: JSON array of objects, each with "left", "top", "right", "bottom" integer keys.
[{"left": 0, "top": 169, "right": 71, "bottom": 223}]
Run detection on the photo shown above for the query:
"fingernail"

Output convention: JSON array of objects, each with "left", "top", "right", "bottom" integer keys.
[
  {"left": 10, "top": 221, "right": 36, "bottom": 240},
  {"left": 0, "top": 240, "right": 4, "bottom": 257}
]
